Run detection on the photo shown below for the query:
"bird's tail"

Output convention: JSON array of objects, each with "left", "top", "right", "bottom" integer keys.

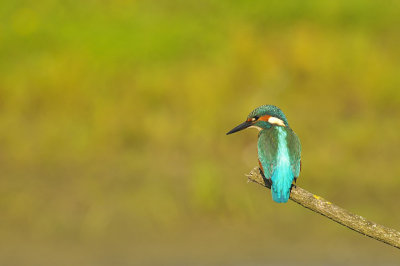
[{"left": 271, "top": 166, "right": 294, "bottom": 203}]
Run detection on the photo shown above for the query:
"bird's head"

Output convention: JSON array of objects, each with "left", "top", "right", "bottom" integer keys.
[{"left": 226, "top": 105, "right": 289, "bottom": 135}]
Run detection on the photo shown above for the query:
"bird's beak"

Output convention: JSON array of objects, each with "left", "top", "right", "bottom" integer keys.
[{"left": 226, "top": 121, "right": 252, "bottom": 135}]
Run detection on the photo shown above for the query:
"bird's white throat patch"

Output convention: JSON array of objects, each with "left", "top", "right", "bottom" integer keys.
[{"left": 249, "top": 125, "right": 263, "bottom": 131}]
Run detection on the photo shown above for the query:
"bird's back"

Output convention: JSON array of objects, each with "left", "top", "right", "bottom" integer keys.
[{"left": 258, "top": 126, "right": 301, "bottom": 203}]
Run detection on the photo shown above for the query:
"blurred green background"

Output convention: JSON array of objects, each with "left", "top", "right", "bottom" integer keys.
[{"left": 1, "top": 0, "right": 400, "bottom": 265}]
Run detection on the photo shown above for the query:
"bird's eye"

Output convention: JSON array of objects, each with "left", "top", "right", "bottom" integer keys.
[{"left": 251, "top": 116, "right": 259, "bottom": 122}]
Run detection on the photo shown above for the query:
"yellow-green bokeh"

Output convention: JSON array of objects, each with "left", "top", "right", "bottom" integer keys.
[{"left": 1, "top": 0, "right": 400, "bottom": 264}]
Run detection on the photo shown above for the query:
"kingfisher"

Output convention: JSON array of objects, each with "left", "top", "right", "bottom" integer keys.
[{"left": 227, "top": 105, "right": 301, "bottom": 203}]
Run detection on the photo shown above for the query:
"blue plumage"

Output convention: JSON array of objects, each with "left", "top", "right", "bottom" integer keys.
[
  {"left": 227, "top": 105, "right": 301, "bottom": 203},
  {"left": 270, "top": 127, "right": 294, "bottom": 203}
]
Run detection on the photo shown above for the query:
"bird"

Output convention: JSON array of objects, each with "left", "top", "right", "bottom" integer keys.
[{"left": 226, "top": 105, "right": 301, "bottom": 203}]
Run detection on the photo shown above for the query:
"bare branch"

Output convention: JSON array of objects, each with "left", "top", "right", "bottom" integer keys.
[{"left": 247, "top": 167, "right": 400, "bottom": 249}]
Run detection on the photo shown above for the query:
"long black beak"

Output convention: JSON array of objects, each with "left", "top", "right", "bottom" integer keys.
[{"left": 226, "top": 121, "right": 252, "bottom": 135}]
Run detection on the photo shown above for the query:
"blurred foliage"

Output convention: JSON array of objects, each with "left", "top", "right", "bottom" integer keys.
[{"left": 1, "top": 0, "right": 400, "bottom": 264}]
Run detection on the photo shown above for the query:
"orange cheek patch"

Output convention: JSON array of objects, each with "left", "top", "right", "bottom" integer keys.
[{"left": 258, "top": 115, "right": 271, "bottom": 122}]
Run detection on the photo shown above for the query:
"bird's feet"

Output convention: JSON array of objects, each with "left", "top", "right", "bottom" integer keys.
[{"left": 259, "top": 168, "right": 272, "bottom": 189}]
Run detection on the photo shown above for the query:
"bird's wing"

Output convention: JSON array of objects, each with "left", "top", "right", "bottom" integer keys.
[
  {"left": 287, "top": 130, "right": 301, "bottom": 178},
  {"left": 257, "top": 130, "right": 278, "bottom": 180}
]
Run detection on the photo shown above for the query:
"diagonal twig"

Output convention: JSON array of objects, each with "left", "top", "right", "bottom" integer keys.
[{"left": 247, "top": 166, "right": 400, "bottom": 249}]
